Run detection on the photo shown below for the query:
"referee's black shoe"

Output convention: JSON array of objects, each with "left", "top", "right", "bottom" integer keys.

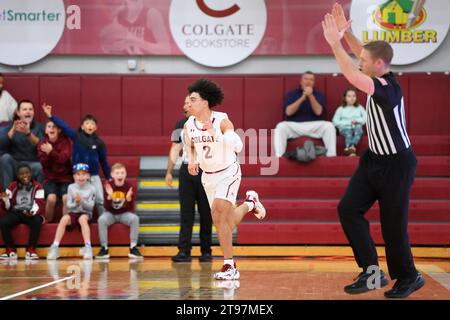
[
  {"left": 171, "top": 251, "right": 192, "bottom": 262},
  {"left": 199, "top": 253, "right": 213, "bottom": 262},
  {"left": 344, "top": 270, "right": 389, "bottom": 294},
  {"left": 384, "top": 273, "right": 425, "bottom": 299}
]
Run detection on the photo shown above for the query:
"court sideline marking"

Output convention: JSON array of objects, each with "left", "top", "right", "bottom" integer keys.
[
  {"left": 0, "top": 276, "right": 75, "bottom": 300},
  {"left": 419, "top": 264, "right": 450, "bottom": 291}
]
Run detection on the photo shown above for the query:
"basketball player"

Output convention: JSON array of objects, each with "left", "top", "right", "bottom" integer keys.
[
  {"left": 322, "top": 3, "right": 424, "bottom": 298},
  {"left": 184, "top": 79, "right": 266, "bottom": 280}
]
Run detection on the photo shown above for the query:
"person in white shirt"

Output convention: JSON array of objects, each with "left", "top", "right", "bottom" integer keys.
[
  {"left": 0, "top": 74, "right": 17, "bottom": 124},
  {"left": 0, "top": 73, "right": 18, "bottom": 155}
]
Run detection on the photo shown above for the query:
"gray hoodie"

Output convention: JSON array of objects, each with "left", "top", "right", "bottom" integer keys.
[{"left": 66, "top": 182, "right": 96, "bottom": 218}]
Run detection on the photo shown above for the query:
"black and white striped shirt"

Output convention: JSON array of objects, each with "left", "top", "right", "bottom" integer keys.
[
  {"left": 366, "top": 72, "right": 411, "bottom": 155},
  {"left": 171, "top": 117, "right": 189, "bottom": 164}
]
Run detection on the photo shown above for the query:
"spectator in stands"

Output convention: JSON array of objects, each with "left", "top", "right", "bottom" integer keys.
[
  {"left": 165, "top": 96, "right": 212, "bottom": 263},
  {"left": 274, "top": 71, "right": 336, "bottom": 157},
  {"left": 42, "top": 103, "right": 111, "bottom": 217},
  {"left": 0, "top": 164, "right": 45, "bottom": 260},
  {"left": 332, "top": 88, "right": 367, "bottom": 156},
  {"left": 47, "top": 163, "right": 96, "bottom": 260},
  {"left": 38, "top": 120, "right": 73, "bottom": 222},
  {"left": 96, "top": 162, "right": 142, "bottom": 260},
  {"left": 0, "top": 100, "right": 45, "bottom": 188},
  {"left": 0, "top": 73, "right": 18, "bottom": 155},
  {"left": 0, "top": 73, "right": 17, "bottom": 122}
]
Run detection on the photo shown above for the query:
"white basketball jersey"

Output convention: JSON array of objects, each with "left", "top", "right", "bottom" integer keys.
[{"left": 185, "top": 111, "right": 238, "bottom": 172}]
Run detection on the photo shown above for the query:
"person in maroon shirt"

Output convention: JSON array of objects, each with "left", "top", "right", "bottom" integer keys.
[
  {"left": 95, "top": 162, "right": 142, "bottom": 260},
  {"left": 38, "top": 120, "right": 73, "bottom": 222}
]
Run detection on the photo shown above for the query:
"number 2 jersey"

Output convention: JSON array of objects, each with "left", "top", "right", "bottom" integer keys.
[{"left": 184, "top": 111, "right": 238, "bottom": 173}]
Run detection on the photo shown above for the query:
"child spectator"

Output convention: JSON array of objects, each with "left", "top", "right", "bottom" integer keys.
[
  {"left": 96, "top": 162, "right": 142, "bottom": 260},
  {"left": 332, "top": 88, "right": 367, "bottom": 156},
  {"left": 42, "top": 104, "right": 111, "bottom": 217},
  {"left": 46, "top": 163, "right": 96, "bottom": 260},
  {"left": 38, "top": 120, "right": 73, "bottom": 222},
  {"left": 0, "top": 164, "right": 45, "bottom": 260}
]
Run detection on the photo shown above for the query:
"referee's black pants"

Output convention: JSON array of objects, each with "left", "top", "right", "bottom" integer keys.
[
  {"left": 177, "top": 163, "right": 212, "bottom": 255},
  {"left": 338, "top": 148, "right": 418, "bottom": 281}
]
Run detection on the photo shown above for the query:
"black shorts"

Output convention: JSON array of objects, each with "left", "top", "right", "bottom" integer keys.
[{"left": 43, "top": 181, "right": 70, "bottom": 198}]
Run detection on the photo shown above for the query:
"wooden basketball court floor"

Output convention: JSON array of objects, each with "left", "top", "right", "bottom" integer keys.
[{"left": 0, "top": 256, "right": 449, "bottom": 300}]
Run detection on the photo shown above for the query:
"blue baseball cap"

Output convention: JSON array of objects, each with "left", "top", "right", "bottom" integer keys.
[{"left": 73, "top": 163, "right": 90, "bottom": 173}]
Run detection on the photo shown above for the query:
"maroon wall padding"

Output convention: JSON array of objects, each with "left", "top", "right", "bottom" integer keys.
[
  {"left": 237, "top": 222, "right": 450, "bottom": 245},
  {"left": 0, "top": 224, "right": 131, "bottom": 246},
  {"left": 122, "top": 77, "right": 163, "bottom": 136},
  {"left": 3, "top": 73, "right": 450, "bottom": 135},
  {"left": 40, "top": 76, "right": 81, "bottom": 129},
  {"left": 7, "top": 76, "right": 41, "bottom": 120},
  {"left": 237, "top": 177, "right": 450, "bottom": 200},
  {"left": 103, "top": 136, "right": 170, "bottom": 156},
  {"left": 240, "top": 156, "right": 450, "bottom": 177},
  {"left": 81, "top": 76, "right": 122, "bottom": 136},
  {"left": 244, "top": 77, "right": 284, "bottom": 130},
  {"left": 162, "top": 77, "right": 195, "bottom": 136},
  {"left": 207, "top": 77, "right": 244, "bottom": 130},
  {"left": 409, "top": 74, "right": 450, "bottom": 135},
  {"left": 242, "top": 199, "right": 450, "bottom": 222},
  {"left": 99, "top": 134, "right": 450, "bottom": 156}
]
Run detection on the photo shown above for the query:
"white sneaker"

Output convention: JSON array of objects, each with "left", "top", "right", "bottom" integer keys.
[
  {"left": 214, "top": 263, "right": 240, "bottom": 280},
  {"left": 47, "top": 245, "right": 60, "bottom": 260},
  {"left": 0, "top": 250, "right": 17, "bottom": 260},
  {"left": 25, "top": 251, "right": 40, "bottom": 260},
  {"left": 245, "top": 190, "right": 266, "bottom": 220},
  {"left": 83, "top": 246, "right": 93, "bottom": 260}
]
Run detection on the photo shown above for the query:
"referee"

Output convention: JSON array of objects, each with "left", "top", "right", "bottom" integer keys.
[
  {"left": 165, "top": 96, "right": 212, "bottom": 263},
  {"left": 322, "top": 4, "right": 424, "bottom": 298}
]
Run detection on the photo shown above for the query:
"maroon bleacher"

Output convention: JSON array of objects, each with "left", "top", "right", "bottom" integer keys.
[{"left": 2, "top": 73, "right": 449, "bottom": 247}]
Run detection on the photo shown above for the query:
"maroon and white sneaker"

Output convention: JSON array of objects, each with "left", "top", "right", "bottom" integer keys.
[
  {"left": 0, "top": 248, "right": 18, "bottom": 260},
  {"left": 25, "top": 247, "right": 40, "bottom": 260},
  {"left": 245, "top": 190, "right": 266, "bottom": 220},
  {"left": 214, "top": 263, "right": 240, "bottom": 280}
]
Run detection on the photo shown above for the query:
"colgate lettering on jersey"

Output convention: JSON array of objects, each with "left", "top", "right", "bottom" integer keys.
[
  {"left": 191, "top": 135, "right": 216, "bottom": 144},
  {"left": 185, "top": 111, "right": 237, "bottom": 172}
]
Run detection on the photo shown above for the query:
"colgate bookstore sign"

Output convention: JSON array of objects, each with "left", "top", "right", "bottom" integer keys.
[{"left": 169, "top": 0, "right": 267, "bottom": 67}]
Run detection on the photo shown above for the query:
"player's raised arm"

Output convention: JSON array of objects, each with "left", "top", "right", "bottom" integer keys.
[{"left": 322, "top": 13, "right": 374, "bottom": 95}]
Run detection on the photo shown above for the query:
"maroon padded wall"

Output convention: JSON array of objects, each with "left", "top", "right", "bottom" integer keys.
[{"left": 4, "top": 73, "right": 450, "bottom": 136}]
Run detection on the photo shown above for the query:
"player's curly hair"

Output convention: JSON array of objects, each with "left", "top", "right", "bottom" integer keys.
[{"left": 188, "top": 79, "right": 224, "bottom": 108}]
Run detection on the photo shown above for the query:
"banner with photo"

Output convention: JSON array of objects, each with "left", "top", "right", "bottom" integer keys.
[{"left": 0, "top": 0, "right": 448, "bottom": 66}]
